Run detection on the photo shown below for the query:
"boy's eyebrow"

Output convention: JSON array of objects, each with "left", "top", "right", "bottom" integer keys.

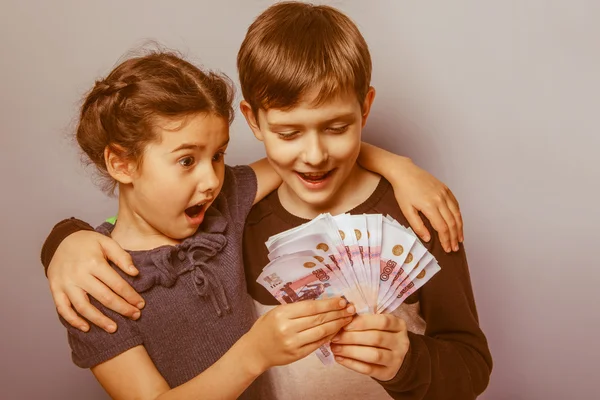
[
  {"left": 319, "top": 112, "right": 357, "bottom": 125},
  {"left": 171, "top": 138, "right": 230, "bottom": 153},
  {"left": 267, "top": 112, "right": 356, "bottom": 129}
]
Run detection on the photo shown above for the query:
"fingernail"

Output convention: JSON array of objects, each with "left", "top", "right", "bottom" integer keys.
[
  {"left": 335, "top": 356, "right": 344, "bottom": 362},
  {"left": 453, "top": 245, "right": 459, "bottom": 252},
  {"left": 80, "top": 325, "right": 89, "bottom": 332},
  {"left": 445, "top": 246, "right": 451, "bottom": 253},
  {"left": 106, "top": 324, "right": 116, "bottom": 333},
  {"left": 137, "top": 301, "right": 145, "bottom": 309},
  {"left": 423, "top": 234, "right": 431, "bottom": 242},
  {"left": 330, "top": 345, "right": 340, "bottom": 352},
  {"left": 129, "top": 265, "right": 137, "bottom": 273},
  {"left": 132, "top": 311, "right": 141, "bottom": 320},
  {"left": 339, "top": 298, "right": 347, "bottom": 307},
  {"left": 346, "top": 305, "right": 355, "bottom": 314},
  {"left": 332, "top": 335, "right": 341, "bottom": 342}
]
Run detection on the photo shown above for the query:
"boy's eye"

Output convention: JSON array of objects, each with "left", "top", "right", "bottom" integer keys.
[
  {"left": 277, "top": 131, "right": 299, "bottom": 140},
  {"left": 212, "top": 151, "right": 226, "bottom": 162},
  {"left": 178, "top": 156, "right": 195, "bottom": 167},
  {"left": 327, "top": 125, "right": 349, "bottom": 133}
]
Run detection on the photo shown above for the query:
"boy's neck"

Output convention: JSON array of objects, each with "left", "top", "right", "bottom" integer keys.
[
  {"left": 110, "top": 193, "right": 181, "bottom": 251},
  {"left": 278, "top": 163, "right": 381, "bottom": 220}
]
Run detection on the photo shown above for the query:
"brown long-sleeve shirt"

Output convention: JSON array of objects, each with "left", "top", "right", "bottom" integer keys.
[
  {"left": 242, "top": 178, "right": 492, "bottom": 399},
  {"left": 41, "top": 178, "right": 492, "bottom": 399}
]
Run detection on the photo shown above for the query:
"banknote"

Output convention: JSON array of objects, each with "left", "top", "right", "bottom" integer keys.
[
  {"left": 267, "top": 214, "right": 362, "bottom": 290},
  {"left": 257, "top": 212, "right": 442, "bottom": 365},
  {"left": 380, "top": 257, "right": 441, "bottom": 314},
  {"left": 378, "top": 228, "right": 430, "bottom": 309},
  {"left": 268, "top": 245, "right": 368, "bottom": 314},
  {"left": 349, "top": 214, "right": 377, "bottom": 311},
  {"left": 365, "top": 214, "right": 382, "bottom": 310},
  {"left": 257, "top": 253, "right": 347, "bottom": 365},
  {"left": 333, "top": 214, "right": 371, "bottom": 309},
  {"left": 376, "top": 219, "right": 417, "bottom": 305}
]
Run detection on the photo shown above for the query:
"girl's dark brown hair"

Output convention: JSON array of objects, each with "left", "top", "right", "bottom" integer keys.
[{"left": 77, "top": 49, "right": 234, "bottom": 193}]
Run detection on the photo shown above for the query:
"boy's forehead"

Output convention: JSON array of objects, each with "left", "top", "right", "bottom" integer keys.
[
  {"left": 300, "top": 86, "right": 359, "bottom": 107},
  {"left": 261, "top": 88, "right": 360, "bottom": 123}
]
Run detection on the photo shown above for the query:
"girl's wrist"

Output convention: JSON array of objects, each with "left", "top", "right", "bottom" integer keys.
[{"left": 236, "top": 332, "right": 269, "bottom": 378}]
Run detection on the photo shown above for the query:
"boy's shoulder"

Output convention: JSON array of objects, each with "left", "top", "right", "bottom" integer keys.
[
  {"left": 361, "top": 178, "right": 410, "bottom": 225},
  {"left": 246, "top": 188, "right": 278, "bottom": 226},
  {"left": 359, "top": 178, "right": 443, "bottom": 258}
]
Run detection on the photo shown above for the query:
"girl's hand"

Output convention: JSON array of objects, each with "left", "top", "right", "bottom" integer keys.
[
  {"left": 389, "top": 159, "right": 463, "bottom": 253},
  {"left": 330, "top": 313, "right": 410, "bottom": 382},
  {"left": 357, "top": 143, "right": 463, "bottom": 253},
  {"left": 48, "top": 230, "right": 144, "bottom": 333},
  {"left": 245, "top": 297, "right": 355, "bottom": 371}
]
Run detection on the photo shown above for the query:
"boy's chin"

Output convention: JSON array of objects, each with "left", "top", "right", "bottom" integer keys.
[{"left": 289, "top": 185, "right": 337, "bottom": 209}]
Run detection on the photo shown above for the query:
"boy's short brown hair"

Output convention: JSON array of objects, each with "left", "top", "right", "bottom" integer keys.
[{"left": 237, "top": 1, "right": 372, "bottom": 115}]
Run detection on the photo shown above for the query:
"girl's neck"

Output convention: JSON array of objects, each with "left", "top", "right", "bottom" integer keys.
[
  {"left": 278, "top": 163, "right": 381, "bottom": 220},
  {"left": 110, "top": 193, "right": 181, "bottom": 252}
]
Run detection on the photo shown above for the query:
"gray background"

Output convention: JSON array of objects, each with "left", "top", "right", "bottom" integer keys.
[{"left": 1, "top": 1, "right": 598, "bottom": 399}]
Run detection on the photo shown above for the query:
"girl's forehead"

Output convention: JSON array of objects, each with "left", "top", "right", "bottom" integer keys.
[{"left": 154, "top": 113, "right": 230, "bottom": 150}]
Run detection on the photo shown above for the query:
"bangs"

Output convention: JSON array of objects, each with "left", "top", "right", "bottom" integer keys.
[{"left": 238, "top": 2, "right": 371, "bottom": 113}]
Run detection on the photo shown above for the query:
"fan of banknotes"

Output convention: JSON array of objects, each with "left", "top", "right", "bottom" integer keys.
[{"left": 256, "top": 213, "right": 441, "bottom": 365}]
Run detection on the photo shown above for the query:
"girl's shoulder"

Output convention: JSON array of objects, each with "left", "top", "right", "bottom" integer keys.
[
  {"left": 214, "top": 164, "right": 258, "bottom": 224},
  {"left": 219, "top": 164, "right": 257, "bottom": 200}
]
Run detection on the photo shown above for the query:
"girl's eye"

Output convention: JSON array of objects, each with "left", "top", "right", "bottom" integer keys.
[
  {"left": 212, "top": 151, "right": 226, "bottom": 162},
  {"left": 277, "top": 131, "right": 299, "bottom": 140},
  {"left": 179, "top": 157, "right": 195, "bottom": 167},
  {"left": 327, "top": 125, "right": 349, "bottom": 134}
]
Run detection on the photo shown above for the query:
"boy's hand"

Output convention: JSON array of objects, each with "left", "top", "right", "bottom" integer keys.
[
  {"left": 390, "top": 159, "right": 463, "bottom": 253},
  {"left": 330, "top": 314, "right": 410, "bottom": 382},
  {"left": 48, "top": 230, "right": 145, "bottom": 333},
  {"left": 245, "top": 297, "right": 355, "bottom": 371}
]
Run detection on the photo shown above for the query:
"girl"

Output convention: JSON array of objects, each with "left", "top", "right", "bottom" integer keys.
[
  {"left": 56, "top": 50, "right": 360, "bottom": 399},
  {"left": 47, "top": 49, "right": 462, "bottom": 399}
]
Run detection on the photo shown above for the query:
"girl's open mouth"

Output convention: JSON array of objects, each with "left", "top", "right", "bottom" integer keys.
[{"left": 185, "top": 201, "right": 209, "bottom": 224}]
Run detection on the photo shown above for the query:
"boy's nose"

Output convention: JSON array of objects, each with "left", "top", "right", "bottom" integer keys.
[{"left": 302, "top": 134, "right": 329, "bottom": 166}]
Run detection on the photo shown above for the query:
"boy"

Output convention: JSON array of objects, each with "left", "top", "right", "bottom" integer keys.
[
  {"left": 41, "top": 2, "right": 484, "bottom": 399},
  {"left": 238, "top": 2, "right": 491, "bottom": 399}
]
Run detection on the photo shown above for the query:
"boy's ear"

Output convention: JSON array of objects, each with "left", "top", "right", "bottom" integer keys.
[
  {"left": 361, "top": 87, "right": 377, "bottom": 128},
  {"left": 104, "top": 145, "right": 136, "bottom": 184},
  {"left": 240, "top": 100, "right": 265, "bottom": 141}
]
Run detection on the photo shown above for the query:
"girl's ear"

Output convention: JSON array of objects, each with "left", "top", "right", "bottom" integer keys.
[{"left": 104, "top": 145, "right": 136, "bottom": 184}]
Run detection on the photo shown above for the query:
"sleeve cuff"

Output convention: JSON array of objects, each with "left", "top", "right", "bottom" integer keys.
[
  {"left": 40, "top": 217, "right": 95, "bottom": 275},
  {"left": 70, "top": 335, "right": 144, "bottom": 369},
  {"left": 375, "top": 331, "right": 422, "bottom": 391}
]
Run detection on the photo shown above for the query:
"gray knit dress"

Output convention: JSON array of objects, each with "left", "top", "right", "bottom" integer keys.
[{"left": 61, "top": 165, "right": 274, "bottom": 399}]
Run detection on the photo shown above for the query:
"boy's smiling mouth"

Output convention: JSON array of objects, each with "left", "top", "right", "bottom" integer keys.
[{"left": 295, "top": 169, "right": 336, "bottom": 187}]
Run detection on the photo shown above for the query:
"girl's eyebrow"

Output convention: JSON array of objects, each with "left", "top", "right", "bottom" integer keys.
[
  {"left": 171, "top": 138, "right": 230, "bottom": 153},
  {"left": 171, "top": 143, "right": 201, "bottom": 153}
]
